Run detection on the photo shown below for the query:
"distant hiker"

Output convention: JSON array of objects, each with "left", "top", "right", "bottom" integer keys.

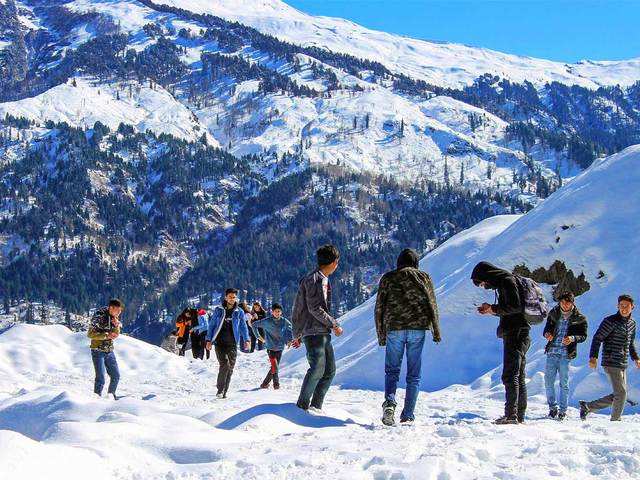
[
  {"left": 249, "top": 301, "right": 267, "bottom": 352},
  {"left": 190, "top": 309, "right": 209, "bottom": 360},
  {"left": 205, "top": 289, "right": 251, "bottom": 398},
  {"left": 471, "top": 261, "right": 543, "bottom": 424},
  {"left": 250, "top": 303, "right": 293, "bottom": 389},
  {"left": 292, "top": 244, "right": 343, "bottom": 412},
  {"left": 175, "top": 308, "right": 194, "bottom": 356},
  {"left": 580, "top": 294, "right": 640, "bottom": 421},
  {"left": 88, "top": 298, "right": 124, "bottom": 399},
  {"left": 375, "top": 248, "right": 441, "bottom": 426},
  {"left": 543, "top": 292, "right": 588, "bottom": 420}
]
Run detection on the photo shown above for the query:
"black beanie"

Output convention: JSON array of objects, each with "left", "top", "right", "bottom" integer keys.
[{"left": 397, "top": 248, "right": 419, "bottom": 269}]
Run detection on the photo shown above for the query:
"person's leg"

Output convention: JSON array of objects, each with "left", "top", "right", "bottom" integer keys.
[
  {"left": 401, "top": 330, "right": 426, "bottom": 421},
  {"left": 545, "top": 355, "right": 559, "bottom": 410},
  {"left": 273, "top": 350, "right": 283, "bottom": 388},
  {"left": 517, "top": 334, "right": 530, "bottom": 420},
  {"left": 558, "top": 357, "right": 570, "bottom": 414},
  {"left": 311, "top": 335, "right": 336, "bottom": 409},
  {"left": 91, "top": 350, "right": 106, "bottom": 395},
  {"left": 249, "top": 326, "right": 257, "bottom": 353},
  {"left": 585, "top": 366, "right": 619, "bottom": 413},
  {"left": 384, "top": 331, "right": 405, "bottom": 407},
  {"left": 608, "top": 367, "right": 627, "bottom": 421},
  {"left": 214, "top": 344, "right": 229, "bottom": 394},
  {"left": 223, "top": 346, "right": 237, "bottom": 395},
  {"left": 262, "top": 350, "right": 276, "bottom": 387},
  {"left": 501, "top": 335, "right": 520, "bottom": 418},
  {"left": 104, "top": 351, "right": 120, "bottom": 395},
  {"left": 297, "top": 335, "right": 326, "bottom": 410}
]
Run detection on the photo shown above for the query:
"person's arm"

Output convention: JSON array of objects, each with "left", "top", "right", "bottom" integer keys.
[
  {"left": 422, "top": 273, "right": 441, "bottom": 342},
  {"left": 589, "top": 317, "right": 614, "bottom": 360},
  {"left": 572, "top": 316, "right": 588, "bottom": 344},
  {"left": 305, "top": 275, "right": 336, "bottom": 328},
  {"left": 238, "top": 311, "right": 250, "bottom": 344},
  {"left": 206, "top": 311, "right": 217, "bottom": 343},
  {"left": 374, "top": 277, "right": 388, "bottom": 346},
  {"left": 629, "top": 323, "right": 639, "bottom": 362},
  {"left": 87, "top": 327, "right": 109, "bottom": 340},
  {"left": 492, "top": 277, "right": 521, "bottom": 316},
  {"left": 283, "top": 318, "right": 294, "bottom": 345},
  {"left": 543, "top": 315, "right": 554, "bottom": 338}
]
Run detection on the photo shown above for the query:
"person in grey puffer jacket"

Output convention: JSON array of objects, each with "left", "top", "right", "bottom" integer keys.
[
  {"left": 580, "top": 294, "right": 640, "bottom": 421},
  {"left": 292, "top": 244, "right": 343, "bottom": 412}
]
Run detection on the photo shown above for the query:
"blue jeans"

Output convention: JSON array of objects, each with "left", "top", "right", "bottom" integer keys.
[
  {"left": 297, "top": 334, "right": 336, "bottom": 410},
  {"left": 385, "top": 330, "right": 426, "bottom": 421},
  {"left": 91, "top": 349, "right": 120, "bottom": 395},
  {"left": 545, "top": 354, "right": 570, "bottom": 413}
]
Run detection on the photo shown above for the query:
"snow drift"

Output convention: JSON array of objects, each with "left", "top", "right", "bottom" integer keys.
[{"left": 284, "top": 145, "right": 640, "bottom": 404}]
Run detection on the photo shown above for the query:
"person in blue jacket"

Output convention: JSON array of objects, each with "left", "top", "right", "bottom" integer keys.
[
  {"left": 250, "top": 303, "right": 293, "bottom": 389},
  {"left": 190, "top": 308, "right": 209, "bottom": 360},
  {"left": 205, "top": 288, "right": 251, "bottom": 398}
]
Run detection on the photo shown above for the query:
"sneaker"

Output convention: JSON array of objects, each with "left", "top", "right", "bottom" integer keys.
[
  {"left": 382, "top": 400, "right": 396, "bottom": 426},
  {"left": 109, "top": 393, "right": 119, "bottom": 401},
  {"left": 260, "top": 383, "right": 269, "bottom": 389},
  {"left": 216, "top": 392, "right": 225, "bottom": 399},
  {"left": 579, "top": 401, "right": 589, "bottom": 421},
  {"left": 493, "top": 416, "right": 519, "bottom": 425},
  {"left": 273, "top": 384, "right": 280, "bottom": 390},
  {"left": 308, "top": 406, "right": 324, "bottom": 415},
  {"left": 558, "top": 412, "right": 566, "bottom": 421},
  {"left": 548, "top": 406, "right": 558, "bottom": 419},
  {"left": 399, "top": 417, "right": 414, "bottom": 425}
]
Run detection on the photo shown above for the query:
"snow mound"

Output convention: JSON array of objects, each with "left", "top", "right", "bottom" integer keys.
[{"left": 286, "top": 145, "right": 640, "bottom": 403}]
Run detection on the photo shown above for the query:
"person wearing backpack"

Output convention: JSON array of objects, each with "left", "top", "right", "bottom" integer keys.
[
  {"left": 190, "top": 309, "right": 209, "bottom": 360},
  {"left": 579, "top": 294, "right": 640, "bottom": 421},
  {"left": 375, "top": 248, "right": 441, "bottom": 426},
  {"left": 250, "top": 303, "right": 293, "bottom": 389},
  {"left": 175, "top": 308, "right": 195, "bottom": 356},
  {"left": 205, "top": 289, "right": 251, "bottom": 399},
  {"left": 471, "top": 261, "right": 535, "bottom": 424},
  {"left": 543, "top": 292, "right": 588, "bottom": 420}
]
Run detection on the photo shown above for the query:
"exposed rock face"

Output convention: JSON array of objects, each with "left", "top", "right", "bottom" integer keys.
[{"left": 513, "top": 260, "right": 590, "bottom": 300}]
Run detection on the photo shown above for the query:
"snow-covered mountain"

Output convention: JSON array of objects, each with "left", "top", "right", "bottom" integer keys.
[{"left": 286, "top": 145, "right": 640, "bottom": 404}]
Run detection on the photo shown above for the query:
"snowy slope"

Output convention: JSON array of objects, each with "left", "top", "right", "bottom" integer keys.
[
  {"left": 152, "top": 0, "right": 640, "bottom": 89},
  {"left": 285, "top": 145, "right": 640, "bottom": 401},
  {"left": 3, "top": 323, "right": 640, "bottom": 480}
]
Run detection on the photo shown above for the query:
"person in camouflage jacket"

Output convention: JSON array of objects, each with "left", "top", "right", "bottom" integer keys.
[
  {"left": 375, "top": 248, "right": 440, "bottom": 425},
  {"left": 88, "top": 299, "right": 124, "bottom": 399}
]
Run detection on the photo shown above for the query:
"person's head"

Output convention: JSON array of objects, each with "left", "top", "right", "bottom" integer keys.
[
  {"left": 618, "top": 294, "right": 635, "bottom": 317},
  {"left": 558, "top": 292, "right": 575, "bottom": 312},
  {"left": 396, "top": 248, "right": 419, "bottom": 270},
  {"left": 317, "top": 244, "right": 340, "bottom": 275},
  {"left": 252, "top": 301, "right": 263, "bottom": 313},
  {"left": 224, "top": 288, "right": 238, "bottom": 307},
  {"left": 471, "top": 262, "right": 502, "bottom": 290},
  {"left": 271, "top": 303, "right": 283, "bottom": 319},
  {"left": 239, "top": 301, "right": 251, "bottom": 313},
  {"left": 108, "top": 298, "right": 124, "bottom": 318}
]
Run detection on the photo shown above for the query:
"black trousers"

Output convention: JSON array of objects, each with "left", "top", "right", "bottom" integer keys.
[
  {"left": 262, "top": 349, "right": 283, "bottom": 387},
  {"left": 190, "top": 331, "right": 206, "bottom": 360},
  {"left": 249, "top": 326, "right": 265, "bottom": 353},
  {"left": 214, "top": 343, "right": 237, "bottom": 395},
  {"left": 502, "top": 329, "right": 531, "bottom": 419}
]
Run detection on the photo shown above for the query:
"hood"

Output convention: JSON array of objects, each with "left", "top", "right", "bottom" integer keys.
[
  {"left": 470, "top": 261, "right": 512, "bottom": 288},
  {"left": 397, "top": 248, "right": 419, "bottom": 270}
]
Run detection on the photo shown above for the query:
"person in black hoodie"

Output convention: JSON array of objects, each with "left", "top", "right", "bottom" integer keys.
[{"left": 471, "top": 261, "right": 530, "bottom": 424}]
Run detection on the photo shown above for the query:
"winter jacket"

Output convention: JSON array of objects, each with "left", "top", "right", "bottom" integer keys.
[
  {"left": 205, "top": 302, "right": 251, "bottom": 348},
  {"left": 589, "top": 313, "right": 639, "bottom": 369},
  {"left": 471, "top": 261, "right": 528, "bottom": 337},
  {"left": 175, "top": 308, "right": 196, "bottom": 343},
  {"left": 374, "top": 267, "right": 440, "bottom": 346},
  {"left": 251, "top": 316, "right": 294, "bottom": 351},
  {"left": 87, "top": 308, "right": 121, "bottom": 353},
  {"left": 543, "top": 305, "right": 588, "bottom": 359},
  {"left": 291, "top": 269, "right": 336, "bottom": 339},
  {"left": 191, "top": 312, "right": 209, "bottom": 334}
]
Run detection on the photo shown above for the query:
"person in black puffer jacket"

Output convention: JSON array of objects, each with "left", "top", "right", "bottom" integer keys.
[
  {"left": 580, "top": 294, "right": 640, "bottom": 421},
  {"left": 471, "top": 261, "right": 530, "bottom": 425}
]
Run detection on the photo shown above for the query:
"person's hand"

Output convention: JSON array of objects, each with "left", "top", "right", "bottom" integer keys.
[
  {"left": 244, "top": 341, "right": 251, "bottom": 350},
  {"left": 333, "top": 325, "right": 344, "bottom": 337},
  {"left": 544, "top": 332, "right": 554, "bottom": 341},
  {"left": 291, "top": 338, "right": 301, "bottom": 349},
  {"left": 588, "top": 357, "right": 598, "bottom": 369},
  {"left": 562, "top": 336, "right": 574, "bottom": 346},
  {"left": 112, "top": 318, "right": 121, "bottom": 328},
  {"left": 635, "top": 359, "right": 640, "bottom": 369},
  {"left": 259, "top": 336, "right": 266, "bottom": 343},
  {"left": 433, "top": 335, "right": 442, "bottom": 344},
  {"left": 477, "top": 303, "right": 494, "bottom": 315},
  {"left": 107, "top": 332, "right": 119, "bottom": 340},
  {"left": 205, "top": 341, "right": 212, "bottom": 351}
]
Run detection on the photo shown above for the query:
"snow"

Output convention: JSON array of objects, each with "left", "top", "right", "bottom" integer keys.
[
  {"left": 0, "top": 77, "right": 218, "bottom": 145},
  {"left": 284, "top": 145, "right": 640, "bottom": 402},
  {"left": 153, "top": 0, "right": 640, "bottom": 89},
  {"left": 3, "top": 323, "right": 640, "bottom": 479}
]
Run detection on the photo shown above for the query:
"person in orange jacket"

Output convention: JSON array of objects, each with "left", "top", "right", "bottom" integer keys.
[{"left": 175, "top": 308, "right": 196, "bottom": 356}]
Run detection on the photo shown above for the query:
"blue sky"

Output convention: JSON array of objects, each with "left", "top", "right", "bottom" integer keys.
[{"left": 284, "top": 0, "right": 640, "bottom": 62}]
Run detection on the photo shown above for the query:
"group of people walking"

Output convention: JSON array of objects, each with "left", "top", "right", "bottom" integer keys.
[{"left": 87, "top": 246, "right": 638, "bottom": 425}]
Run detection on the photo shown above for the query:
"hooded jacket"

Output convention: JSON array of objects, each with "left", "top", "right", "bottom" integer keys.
[
  {"left": 375, "top": 249, "right": 440, "bottom": 346},
  {"left": 543, "top": 305, "right": 588, "bottom": 359},
  {"left": 471, "top": 261, "right": 528, "bottom": 337}
]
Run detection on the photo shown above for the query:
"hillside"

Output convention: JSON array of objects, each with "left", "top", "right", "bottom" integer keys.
[{"left": 288, "top": 145, "right": 640, "bottom": 402}]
